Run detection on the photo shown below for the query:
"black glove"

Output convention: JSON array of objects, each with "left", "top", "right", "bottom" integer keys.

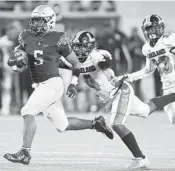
[{"left": 66, "top": 84, "right": 77, "bottom": 98}]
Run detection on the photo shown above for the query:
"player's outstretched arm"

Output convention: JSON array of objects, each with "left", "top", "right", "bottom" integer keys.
[
  {"left": 56, "top": 33, "right": 80, "bottom": 98},
  {"left": 127, "top": 57, "right": 155, "bottom": 82},
  {"left": 65, "top": 51, "right": 80, "bottom": 98}
]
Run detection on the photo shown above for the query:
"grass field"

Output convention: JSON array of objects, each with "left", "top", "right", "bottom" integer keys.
[{"left": 0, "top": 112, "right": 175, "bottom": 171}]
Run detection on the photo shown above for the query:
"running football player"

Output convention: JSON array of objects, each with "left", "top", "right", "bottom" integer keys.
[
  {"left": 70, "top": 30, "right": 175, "bottom": 169},
  {"left": 3, "top": 5, "right": 113, "bottom": 165},
  {"left": 126, "top": 15, "right": 175, "bottom": 126}
]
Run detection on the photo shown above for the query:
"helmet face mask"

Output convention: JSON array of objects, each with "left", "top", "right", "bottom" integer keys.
[
  {"left": 142, "top": 15, "right": 165, "bottom": 44},
  {"left": 29, "top": 5, "right": 56, "bottom": 35},
  {"left": 72, "top": 31, "right": 96, "bottom": 63}
]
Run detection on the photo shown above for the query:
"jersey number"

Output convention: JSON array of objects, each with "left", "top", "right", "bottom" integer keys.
[
  {"left": 34, "top": 50, "right": 44, "bottom": 66},
  {"left": 156, "top": 56, "right": 174, "bottom": 75}
]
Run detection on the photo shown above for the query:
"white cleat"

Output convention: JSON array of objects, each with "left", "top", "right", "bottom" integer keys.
[{"left": 126, "top": 157, "right": 150, "bottom": 170}]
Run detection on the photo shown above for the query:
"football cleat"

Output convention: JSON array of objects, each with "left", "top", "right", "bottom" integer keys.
[
  {"left": 93, "top": 116, "right": 114, "bottom": 139},
  {"left": 4, "top": 149, "right": 31, "bottom": 165},
  {"left": 126, "top": 157, "right": 150, "bottom": 170}
]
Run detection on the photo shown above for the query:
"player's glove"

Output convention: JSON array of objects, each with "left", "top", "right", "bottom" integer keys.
[
  {"left": 16, "top": 56, "right": 28, "bottom": 68},
  {"left": 8, "top": 49, "right": 28, "bottom": 67},
  {"left": 111, "top": 74, "right": 128, "bottom": 87},
  {"left": 125, "top": 73, "right": 135, "bottom": 83},
  {"left": 66, "top": 84, "right": 78, "bottom": 98}
]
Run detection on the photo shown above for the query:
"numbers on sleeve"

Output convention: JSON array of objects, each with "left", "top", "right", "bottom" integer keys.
[
  {"left": 156, "top": 55, "right": 173, "bottom": 75},
  {"left": 34, "top": 50, "right": 44, "bottom": 66}
]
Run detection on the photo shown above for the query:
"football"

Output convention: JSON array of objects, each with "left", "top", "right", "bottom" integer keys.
[
  {"left": 13, "top": 49, "right": 28, "bottom": 68},
  {"left": 10, "top": 49, "right": 28, "bottom": 72}
]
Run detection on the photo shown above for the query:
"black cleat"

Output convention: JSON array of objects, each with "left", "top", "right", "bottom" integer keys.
[
  {"left": 93, "top": 116, "right": 114, "bottom": 139},
  {"left": 4, "top": 149, "right": 31, "bottom": 165}
]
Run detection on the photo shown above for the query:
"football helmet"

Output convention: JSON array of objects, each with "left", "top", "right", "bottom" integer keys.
[
  {"left": 29, "top": 5, "right": 56, "bottom": 35},
  {"left": 141, "top": 14, "right": 165, "bottom": 42},
  {"left": 72, "top": 31, "right": 96, "bottom": 63}
]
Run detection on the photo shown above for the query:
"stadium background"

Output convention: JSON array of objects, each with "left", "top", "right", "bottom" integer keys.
[{"left": 0, "top": 0, "right": 174, "bottom": 115}]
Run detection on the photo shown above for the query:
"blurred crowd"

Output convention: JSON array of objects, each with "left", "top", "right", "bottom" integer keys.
[
  {"left": 0, "top": 1, "right": 116, "bottom": 13},
  {"left": 0, "top": 1, "right": 161, "bottom": 115},
  {"left": 0, "top": 17, "right": 161, "bottom": 115}
]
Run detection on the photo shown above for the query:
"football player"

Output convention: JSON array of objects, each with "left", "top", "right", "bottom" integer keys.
[
  {"left": 69, "top": 30, "right": 175, "bottom": 169},
  {"left": 126, "top": 15, "right": 175, "bottom": 127},
  {"left": 3, "top": 5, "right": 113, "bottom": 165}
]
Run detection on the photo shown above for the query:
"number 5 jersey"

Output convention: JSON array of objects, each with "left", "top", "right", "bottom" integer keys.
[{"left": 16, "top": 29, "right": 72, "bottom": 83}]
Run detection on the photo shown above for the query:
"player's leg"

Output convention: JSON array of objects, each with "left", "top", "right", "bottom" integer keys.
[
  {"left": 147, "top": 93, "right": 175, "bottom": 115},
  {"left": 67, "top": 116, "right": 113, "bottom": 139},
  {"left": 21, "top": 78, "right": 64, "bottom": 148},
  {"left": 111, "top": 82, "right": 149, "bottom": 169},
  {"left": 44, "top": 99, "right": 113, "bottom": 139},
  {"left": 164, "top": 102, "right": 175, "bottom": 125},
  {"left": 44, "top": 100, "right": 93, "bottom": 131},
  {"left": 129, "top": 92, "right": 175, "bottom": 118},
  {"left": 4, "top": 77, "right": 64, "bottom": 165},
  {"left": 66, "top": 117, "right": 94, "bottom": 130},
  {"left": 162, "top": 87, "right": 175, "bottom": 125}
]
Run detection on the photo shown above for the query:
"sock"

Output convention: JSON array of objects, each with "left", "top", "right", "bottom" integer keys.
[
  {"left": 21, "top": 146, "right": 31, "bottom": 151},
  {"left": 122, "top": 132, "right": 145, "bottom": 159},
  {"left": 149, "top": 93, "right": 175, "bottom": 110}
]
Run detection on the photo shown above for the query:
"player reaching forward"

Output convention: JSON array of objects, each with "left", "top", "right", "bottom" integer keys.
[
  {"left": 126, "top": 14, "right": 175, "bottom": 126},
  {"left": 69, "top": 30, "right": 175, "bottom": 169},
  {"left": 3, "top": 5, "right": 113, "bottom": 165}
]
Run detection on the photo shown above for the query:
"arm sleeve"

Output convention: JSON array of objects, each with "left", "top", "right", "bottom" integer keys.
[{"left": 56, "top": 33, "right": 72, "bottom": 57}]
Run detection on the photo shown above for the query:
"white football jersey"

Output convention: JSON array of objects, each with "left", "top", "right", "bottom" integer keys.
[
  {"left": 129, "top": 32, "right": 175, "bottom": 90},
  {"left": 80, "top": 49, "right": 117, "bottom": 102}
]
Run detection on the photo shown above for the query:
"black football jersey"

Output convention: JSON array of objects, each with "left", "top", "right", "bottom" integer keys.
[{"left": 17, "top": 29, "right": 72, "bottom": 83}]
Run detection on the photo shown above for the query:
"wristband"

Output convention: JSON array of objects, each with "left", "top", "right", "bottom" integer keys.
[
  {"left": 71, "top": 76, "right": 78, "bottom": 85},
  {"left": 11, "top": 65, "right": 18, "bottom": 71}
]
